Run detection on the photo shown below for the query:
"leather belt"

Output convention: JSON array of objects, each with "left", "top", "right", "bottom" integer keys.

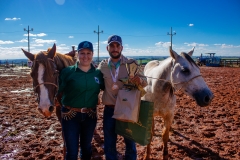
[
  {"left": 105, "top": 105, "right": 115, "bottom": 108},
  {"left": 64, "top": 106, "right": 93, "bottom": 113}
]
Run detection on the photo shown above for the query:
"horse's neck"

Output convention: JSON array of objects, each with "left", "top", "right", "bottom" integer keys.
[
  {"left": 54, "top": 53, "right": 76, "bottom": 71},
  {"left": 157, "top": 58, "right": 173, "bottom": 81}
]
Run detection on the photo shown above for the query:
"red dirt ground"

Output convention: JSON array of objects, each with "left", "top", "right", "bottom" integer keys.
[{"left": 0, "top": 66, "right": 239, "bottom": 160}]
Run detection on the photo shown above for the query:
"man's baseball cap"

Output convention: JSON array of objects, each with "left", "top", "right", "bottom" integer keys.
[
  {"left": 77, "top": 41, "right": 93, "bottom": 52},
  {"left": 108, "top": 35, "right": 122, "bottom": 45}
]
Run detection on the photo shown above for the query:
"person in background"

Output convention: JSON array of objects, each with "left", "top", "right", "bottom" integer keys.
[
  {"left": 98, "top": 35, "right": 147, "bottom": 160},
  {"left": 58, "top": 41, "right": 104, "bottom": 160}
]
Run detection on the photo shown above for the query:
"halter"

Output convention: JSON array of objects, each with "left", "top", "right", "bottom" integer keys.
[
  {"left": 32, "top": 57, "right": 59, "bottom": 99},
  {"left": 142, "top": 58, "right": 202, "bottom": 93},
  {"left": 143, "top": 74, "right": 202, "bottom": 93}
]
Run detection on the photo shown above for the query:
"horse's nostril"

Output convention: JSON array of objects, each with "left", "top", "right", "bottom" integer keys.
[
  {"left": 49, "top": 106, "right": 54, "bottom": 112},
  {"left": 204, "top": 96, "right": 210, "bottom": 103}
]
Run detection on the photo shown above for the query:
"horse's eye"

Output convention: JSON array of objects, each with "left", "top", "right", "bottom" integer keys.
[{"left": 181, "top": 68, "right": 190, "bottom": 73}]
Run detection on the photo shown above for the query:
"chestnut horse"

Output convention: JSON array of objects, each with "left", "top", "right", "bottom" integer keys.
[
  {"left": 22, "top": 43, "right": 77, "bottom": 157},
  {"left": 142, "top": 47, "right": 214, "bottom": 159}
]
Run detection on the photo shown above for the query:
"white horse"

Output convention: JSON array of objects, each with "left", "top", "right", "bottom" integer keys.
[{"left": 142, "top": 47, "right": 214, "bottom": 160}]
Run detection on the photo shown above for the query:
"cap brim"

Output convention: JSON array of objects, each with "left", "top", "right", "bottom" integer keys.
[
  {"left": 78, "top": 48, "right": 93, "bottom": 52},
  {"left": 108, "top": 41, "right": 122, "bottom": 45}
]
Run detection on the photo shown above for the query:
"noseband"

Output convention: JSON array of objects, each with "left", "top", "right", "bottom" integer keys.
[
  {"left": 33, "top": 82, "right": 58, "bottom": 93},
  {"left": 171, "top": 75, "right": 202, "bottom": 92}
]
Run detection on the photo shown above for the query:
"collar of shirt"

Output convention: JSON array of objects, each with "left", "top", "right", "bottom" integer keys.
[
  {"left": 108, "top": 59, "right": 121, "bottom": 70},
  {"left": 73, "top": 62, "right": 95, "bottom": 72}
]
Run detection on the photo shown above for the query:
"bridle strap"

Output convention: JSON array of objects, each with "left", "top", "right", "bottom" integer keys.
[
  {"left": 140, "top": 74, "right": 202, "bottom": 92},
  {"left": 34, "top": 82, "right": 58, "bottom": 93},
  {"left": 171, "top": 75, "right": 202, "bottom": 92}
]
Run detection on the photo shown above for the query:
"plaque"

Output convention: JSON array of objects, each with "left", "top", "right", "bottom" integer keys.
[{"left": 126, "top": 61, "right": 139, "bottom": 78}]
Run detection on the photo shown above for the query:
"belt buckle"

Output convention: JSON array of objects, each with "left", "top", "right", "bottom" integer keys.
[{"left": 81, "top": 108, "right": 87, "bottom": 113}]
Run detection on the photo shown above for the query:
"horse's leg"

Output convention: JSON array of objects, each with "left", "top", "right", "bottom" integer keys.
[
  {"left": 144, "top": 118, "right": 154, "bottom": 160},
  {"left": 162, "top": 113, "right": 173, "bottom": 160}
]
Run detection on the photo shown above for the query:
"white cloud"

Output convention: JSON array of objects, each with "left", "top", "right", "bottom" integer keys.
[
  {"left": 184, "top": 42, "right": 208, "bottom": 47},
  {"left": 189, "top": 24, "right": 194, "bottom": 27},
  {"left": 155, "top": 41, "right": 171, "bottom": 48},
  {"left": 221, "top": 44, "right": 234, "bottom": 48},
  {"left": 68, "top": 36, "right": 74, "bottom": 38},
  {"left": 23, "top": 33, "right": 47, "bottom": 37},
  {"left": 35, "top": 39, "right": 56, "bottom": 44},
  {"left": 102, "top": 41, "right": 108, "bottom": 44},
  {"left": 32, "top": 44, "right": 44, "bottom": 47},
  {"left": 0, "top": 40, "right": 14, "bottom": 44},
  {"left": 5, "top": 17, "right": 21, "bottom": 21},
  {"left": 16, "top": 39, "right": 28, "bottom": 43}
]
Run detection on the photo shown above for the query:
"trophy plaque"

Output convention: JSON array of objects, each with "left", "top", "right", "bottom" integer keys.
[{"left": 126, "top": 61, "right": 139, "bottom": 78}]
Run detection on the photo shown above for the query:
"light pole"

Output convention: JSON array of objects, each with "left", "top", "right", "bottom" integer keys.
[
  {"left": 94, "top": 25, "right": 103, "bottom": 64},
  {"left": 24, "top": 25, "right": 33, "bottom": 52},
  {"left": 167, "top": 27, "right": 176, "bottom": 50}
]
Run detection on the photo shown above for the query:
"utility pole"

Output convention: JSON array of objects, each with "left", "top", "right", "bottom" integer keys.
[
  {"left": 167, "top": 27, "right": 176, "bottom": 49},
  {"left": 24, "top": 25, "right": 33, "bottom": 52},
  {"left": 94, "top": 25, "right": 103, "bottom": 64}
]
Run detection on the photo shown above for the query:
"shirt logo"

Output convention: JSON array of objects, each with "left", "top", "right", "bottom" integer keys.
[{"left": 94, "top": 77, "right": 100, "bottom": 84}]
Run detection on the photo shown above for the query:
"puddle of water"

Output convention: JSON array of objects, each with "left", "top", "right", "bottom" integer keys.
[
  {"left": 10, "top": 88, "right": 32, "bottom": 93},
  {"left": 0, "top": 75, "right": 18, "bottom": 77}
]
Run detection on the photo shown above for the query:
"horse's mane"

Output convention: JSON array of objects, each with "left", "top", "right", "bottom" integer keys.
[
  {"left": 53, "top": 52, "right": 77, "bottom": 71},
  {"left": 181, "top": 52, "right": 199, "bottom": 68},
  {"left": 31, "top": 51, "right": 77, "bottom": 78}
]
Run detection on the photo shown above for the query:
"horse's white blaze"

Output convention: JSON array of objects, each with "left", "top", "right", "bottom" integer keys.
[{"left": 38, "top": 64, "right": 51, "bottom": 112}]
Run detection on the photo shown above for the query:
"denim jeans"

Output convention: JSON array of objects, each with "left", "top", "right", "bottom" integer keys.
[
  {"left": 103, "top": 106, "right": 137, "bottom": 160},
  {"left": 61, "top": 107, "right": 97, "bottom": 160}
]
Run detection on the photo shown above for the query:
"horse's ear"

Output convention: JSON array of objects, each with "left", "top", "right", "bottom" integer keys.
[
  {"left": 187, "top": 47, "right": 195, "bottom": 56},
  {"left": 21, "top": 48, "right": 35, "bottom": 61},
  {"left": 169, "top": 47, "right": 179, "bottom": 60},
  {"left": 48, "top": 43, "right": 56, "bottom": 59}
]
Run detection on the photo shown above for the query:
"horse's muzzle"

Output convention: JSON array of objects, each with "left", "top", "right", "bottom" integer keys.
[
  {"left": 37, "top": 106, "right": 54, "bottom": 117},
  {"left": 193, "top": 89, "right": 214, "bottom": 107}
]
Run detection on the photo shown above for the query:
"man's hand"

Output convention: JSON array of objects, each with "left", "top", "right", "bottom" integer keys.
[{"left": 129, "top": 75, "right": 142, "bottom": 85}]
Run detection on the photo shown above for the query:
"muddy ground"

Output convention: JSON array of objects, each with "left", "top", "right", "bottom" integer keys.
[{"left": 0, "top": 66, "right": 239, "bottom": 160}]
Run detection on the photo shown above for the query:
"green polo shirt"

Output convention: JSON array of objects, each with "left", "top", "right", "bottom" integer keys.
[{"left": 58, "top": 62, "right": 104, "bottom": 108}]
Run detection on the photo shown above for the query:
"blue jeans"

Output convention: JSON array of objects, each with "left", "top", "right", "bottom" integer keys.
[
  {"left": 61, "top": 107, "right": 97, "bottom": 160},
  {"left": 103, "top": 106, "right": 137, "bottom": 160}
]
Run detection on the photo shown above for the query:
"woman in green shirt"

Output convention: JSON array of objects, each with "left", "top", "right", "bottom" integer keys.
[{"left": 58, "top": 41, "right": 104, "bottom": 160}]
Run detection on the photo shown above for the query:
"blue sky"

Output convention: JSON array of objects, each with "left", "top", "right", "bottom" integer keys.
[{"left": 0, "top": 0, "right": 240, "bottom": 60}]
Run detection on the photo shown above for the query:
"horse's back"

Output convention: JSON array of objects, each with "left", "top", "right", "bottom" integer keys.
[{"left": 144, "top": 60, "right": 161, "bottom": 76}]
